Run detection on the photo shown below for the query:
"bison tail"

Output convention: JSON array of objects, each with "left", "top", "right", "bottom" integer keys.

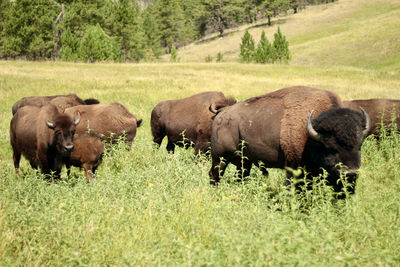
[{"left": 84, "top": 98, "right": 100, "bottom": 105}]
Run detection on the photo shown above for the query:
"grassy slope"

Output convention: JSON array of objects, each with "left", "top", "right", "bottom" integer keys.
[
  {"left": 176, "top": 0, "right": 400, "bottom": 74},
  {"left": 0, "top": 0, "right": 400, "bottom": 265}
]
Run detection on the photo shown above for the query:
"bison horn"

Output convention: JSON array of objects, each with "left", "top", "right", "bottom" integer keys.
[
  {"left": 74, "top": 112, "right": 81, "bottom": 125},
  {"left": 306, "top": 110, "right": 321, "bottom": 142},
  {"left": 45, "top": 117, "right": 55, "bottom": 129},
  {"left": 209, "top": 103, "right": 217, "bottom": 114},
  {"left": 360, "top": 107, "right": 371, "bottom": 137}
]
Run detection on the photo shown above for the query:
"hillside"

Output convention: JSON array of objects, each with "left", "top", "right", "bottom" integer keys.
[{"left": 175, "top": 0, "right": 400, "bottom": 74}]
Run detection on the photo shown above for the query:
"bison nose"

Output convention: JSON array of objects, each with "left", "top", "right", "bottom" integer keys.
[{"left": 64, "top": 144, "right": 74, "bottom": 151}]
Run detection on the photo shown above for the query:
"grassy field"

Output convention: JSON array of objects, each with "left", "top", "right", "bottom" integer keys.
[{"left": 1, "top": 0, "right": 400, "bottom": 265}]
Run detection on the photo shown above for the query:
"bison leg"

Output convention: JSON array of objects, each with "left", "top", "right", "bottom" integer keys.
[
  {"left": 234, "top": 160, "right": 252, "bottom": 183},
  {"left": 83, "top": 163, "right": 94, "bottom": 182},
  {"left": 209, "top": 157, "right": 229, "bottom": 186},
  {"left": 12, "top": 151, "right": 21, "bottom": 174},
  {"left": 166, "top": 141, "right": 176, "bottom": 153}
]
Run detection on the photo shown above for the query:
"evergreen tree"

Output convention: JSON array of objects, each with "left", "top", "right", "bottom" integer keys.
[
  {"left": 60, "top": 27, "right": 79, "bottom": 61},
  {"left": 78, "top": 24, "right": 121, "bottom": 63},
  {"left": 61, "top": 0, "right": 112, "bottom": 38},
  {"left": 254, "top": 30, "right": 273, "bottom": 63},
  {"left": 272, "top": 26, "right": 290, "bottom": 63},
  {"left": 109, "top": 0, "right": 145, "bottom": 62},
  {"left": 180, "top": 0, "right": 206, "bottom": 42},
  {"left": 155, "top": 0, "right": 185, "bottom": 52},
  {"left": 141, "top": 3, "right": 162, "bottom": 57},
  {"left": 239, "top": 30, "right": 255, "bottom": 63},
  {"left": 203, "top": 0, "right": 245, "bottom": 37},
  {"left": 0, "top": 0, "right": 58, "bottom": 59}
]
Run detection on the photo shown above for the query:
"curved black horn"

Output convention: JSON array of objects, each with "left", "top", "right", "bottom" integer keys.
[
  {"left": 359, "top": 107, "right": 371, "bottom": 137},
  {"left": 306, "top": 110, "right": 321, "bottom": 142},
  {"left": 74, "top": 112, "right": 81, "bottom": 125}
]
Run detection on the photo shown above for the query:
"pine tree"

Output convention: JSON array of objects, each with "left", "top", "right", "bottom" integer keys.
[
  {"left": 272, "top": 26, "right": 290, "bottom": 63},
  {"left": 78, "top": 24, "right": 121, "bottom": 63},
  {"left": 254, "top": 30, "right": 273, "bottom": 63},
  {"left": 156, "top": 0, "right": 185, "bottom": 52},
  {"left": 239, "top": 30, "right": 255, "bottom": 63},
  {"left": 60, "top": 27, "right": 79, "bottom": 61},
  {"left": 142, "top": 3, "right": 162, "bottom": 57},
  {"left": 0, "top": 0, "right": 58, "bottom": 59},
  {"left": 203, "top": 0, "right": 245, "bottom": 37},
  {"left": 109, "top": 0, "right": 144, "bottom": 62}
]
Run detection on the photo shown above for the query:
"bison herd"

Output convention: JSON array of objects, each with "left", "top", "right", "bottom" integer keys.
[{"left": 9, "top": 86, "right": 400, "bottom": 197}]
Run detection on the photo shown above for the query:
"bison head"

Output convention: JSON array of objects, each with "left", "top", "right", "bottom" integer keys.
[
  {"left": 46, "top": 112, "right": 80, "bottom": 156},
  {"left": 304, "top": 107, "right": 370, "bottom": 195}
]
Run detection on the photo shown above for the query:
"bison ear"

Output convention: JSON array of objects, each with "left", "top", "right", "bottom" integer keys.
[
  {"left": 74, "top": 112, "right": 81, "bottom": 125},
  {"left": 137, "top": 119, "right": 143, "bottom": 127},
  {"left": 45, "top": 117, "right": 55, "bottom": 129},
  {"left": 306, "top": 110, "right": 321, "bottom": 142},
  {"left": 359, "top": 107, "right": 371, "bottom": 137}
]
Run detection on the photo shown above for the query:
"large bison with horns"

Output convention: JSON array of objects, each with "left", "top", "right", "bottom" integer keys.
[
  {"left": 344, "top": 98, "right": 400, "bottom": 136},
  {"left": 64, "top": 103, "right": 142, "bottom": 146},
  {"left": 12, "top": 93, "right": 99, "bottom": 115},
  {"left": 151, "top": 91, "right": 236, "bottom": 154},
  {"left": 209, "top": 86, "right": 370, "bottom": 195},
  {"left": 10, "top": 104, "right": 80, "bottom": 177}
]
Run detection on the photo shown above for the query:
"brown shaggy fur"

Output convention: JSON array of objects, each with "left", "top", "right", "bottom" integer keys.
[
  {"left": 10, "top": 104, "right": 79, "bottom": 177},
  {"left": 343, "top": 99, "right": 400, "bottom": 136},
  {"left": 66, "top": 132, "right": 104, "bottom": 182},
  {"left": 278, "top": 86, "right": 343, "bottom": 166},
  {"left": 12, "top": 94, "right": 99, "bottom": 114},
  {"left": 151, "top": 91, "right": 236, "bottom": 154},
  {"left": 64, "top": 103, "right": 142, "bottom": 146}
]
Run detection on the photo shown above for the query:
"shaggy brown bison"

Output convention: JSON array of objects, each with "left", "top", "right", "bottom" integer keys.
[
  {"left": 64, "top": 103, "right": 142, "bottom": 146},
  {"left": 10, "top": 104, "right": 80, "bottom": 177},
  {"left": 12, "top": 93, "right": 99, "bottom": 114},
  {"left": 151, "top": 91, "right": 236, "bottom": 154},
  {"left": 344, "top": 99, "right": 400, "bottom": 136},
  {"left": 65, "top": 132, "right": 104, "bottom": 182},
  {"left": 209, "top": 86, "right": 370, "bottom": 196}
]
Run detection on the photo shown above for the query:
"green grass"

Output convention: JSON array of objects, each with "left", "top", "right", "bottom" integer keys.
[
  {"left": 1, "top": 0, "right": 400, "bottom": 265},
  {"left": 175, "top": 0, "right": 400, "bottom": 74}
]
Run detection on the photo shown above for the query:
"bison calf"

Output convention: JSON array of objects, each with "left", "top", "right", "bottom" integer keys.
[{"left": 65, "top": 132, "right": 104, "bottom": 182}]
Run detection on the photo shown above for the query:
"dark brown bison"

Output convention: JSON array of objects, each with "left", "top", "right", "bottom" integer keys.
[
  {"left": 151, "top": 91, "right": 236, "bottom": 154},
  {"left": 209, "top": 86, "right": 370, "bottom": 196},
  {"left": 64, "top": 103, "right": 142, "bottom": 146},
  {"left": 343, "top": 99, "right": 400, "bottom": 136},
  {"left": 10, "top": 104, "right": 81, "bottom": 177},
  {"left": 12, "top": 93, "right": 99, "bottom": 115},
  {"left": 65, "top": 132, "right": 104, "bottom": 182}
]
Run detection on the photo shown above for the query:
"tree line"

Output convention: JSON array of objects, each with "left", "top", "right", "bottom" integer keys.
[{"left": 0, "top": 0, "right": 337, "bottom": 62}]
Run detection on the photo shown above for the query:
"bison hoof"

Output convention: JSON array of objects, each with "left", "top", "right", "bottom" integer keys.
[{"left": 210, "top": 179, "right": 219, "bottom": 186}]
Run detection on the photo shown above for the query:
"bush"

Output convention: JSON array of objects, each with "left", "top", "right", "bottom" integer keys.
[
  {"left": 170, "top": 45, "right": 179, "bottom": 62},
  {"left": 205, "top": 55, "right": 213, "bottom": 62},
  {"left": 239, "top": 30, "right": 255, "bottom": 63},
  {"left": 216, "top": 52, "right": 223, "bottom": 62},
  {"left": 78, "top": 24, "right": 121, "bottom": 63}
]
